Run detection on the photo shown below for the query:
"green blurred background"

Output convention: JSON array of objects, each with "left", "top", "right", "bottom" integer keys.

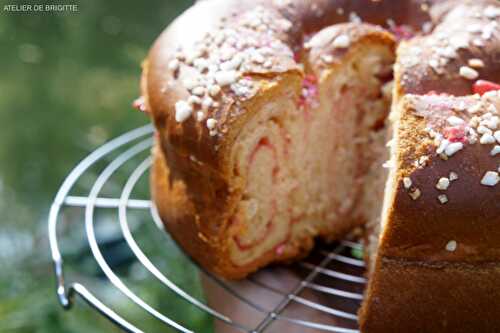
[{"left": 0, "top": 0, "right": 216, "bottom": 332}]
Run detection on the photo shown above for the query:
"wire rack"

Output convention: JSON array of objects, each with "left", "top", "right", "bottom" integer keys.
[{"left": 48, "top": 124, "right": 367, "bottom": 333}]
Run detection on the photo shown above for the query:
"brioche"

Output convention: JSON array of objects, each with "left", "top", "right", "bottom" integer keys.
[{"left": 138, "top": 0, "right": 500, "bottom": 331}]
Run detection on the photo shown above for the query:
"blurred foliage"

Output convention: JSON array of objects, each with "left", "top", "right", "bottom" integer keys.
[{"left": 0, "top": 0, "right": 215, "bottom": 332}]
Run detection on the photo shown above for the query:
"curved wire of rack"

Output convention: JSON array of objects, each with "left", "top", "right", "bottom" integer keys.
[{"left": 48, "top": 124, "right": 366, "bottom": 333}]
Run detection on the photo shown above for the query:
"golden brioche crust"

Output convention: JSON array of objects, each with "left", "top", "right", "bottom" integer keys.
[
  {"left": 384, "top": 94, "right": 500, "bottom": 262},
  {"left": 360, "top": 92, "right": 500, "bottom": 331},
  {"left": 360, "top": 258, "right": 500, "bottom": 333}
]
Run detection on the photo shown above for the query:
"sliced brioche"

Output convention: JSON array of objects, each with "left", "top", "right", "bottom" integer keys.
[{"left": 152, "top": 24, "right": 395, "bottom": 278}]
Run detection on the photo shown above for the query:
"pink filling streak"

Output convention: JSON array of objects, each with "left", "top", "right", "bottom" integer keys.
[
  {"left": 132, "top": 96, "right": 149, "bottom": 114},
  {"left": 298, "top": 74, "right": 319, "bottom": 114}
]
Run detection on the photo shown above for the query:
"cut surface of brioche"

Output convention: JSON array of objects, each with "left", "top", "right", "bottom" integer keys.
[{"left": 227, "top": 39, "right": 393, "bottom": 268}]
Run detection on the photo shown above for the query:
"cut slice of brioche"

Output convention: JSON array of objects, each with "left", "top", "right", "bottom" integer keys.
[{"left": 151, "top": 24, "right": 395, "bottom": 278}]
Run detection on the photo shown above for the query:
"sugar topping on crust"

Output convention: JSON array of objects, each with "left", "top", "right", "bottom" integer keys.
[
  {"left": 435, "top": 177, "right": 450, "bottom": 190},
  {"left": 459, "top": 66, "right": 479, "bottom": 80},
  {"left": 397, "top": 1, "right": 500, "bottom": 95},
  {"left": 147, "top": 0, "right": 467, "bottom": 143},
  {"left": 150, "top": 0, "right": 499, "bottom": 209},
  {"left": 481, "top": 170, "right": 500, "bottom": 186},
  {"left": 445, "top": 239, "right": 457, "bottom": 252},
  {"left": 420, "top": 93, "right": 500, "bottom": 150},
  {"left": 403, "top": 177, "right": 412, "bottom": 189},
  {"left": 167, "top": 6, "right": 295, "bottom": 132},
  {"left": 141, "top": 0, "right": 500, "bottom": 160},
  {"left": 400, "top": 91, "right": 500, "bottom": 203},
  {"left": 332, "top": 34, "right": 351, "bottom": 48}
]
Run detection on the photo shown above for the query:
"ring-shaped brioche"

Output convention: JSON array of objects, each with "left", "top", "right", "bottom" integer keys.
[{"left": 141, "top": 1, "right": 500, "bottom": 330}]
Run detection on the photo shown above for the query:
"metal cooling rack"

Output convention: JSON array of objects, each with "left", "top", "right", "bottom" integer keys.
[{"left": 48, "top": 124, "right": 366, "bottom": 333}]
